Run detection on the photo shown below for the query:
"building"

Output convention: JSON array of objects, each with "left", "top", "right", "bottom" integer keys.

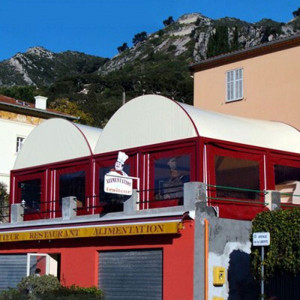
[
  {"left": 0, "top": 95, "right": 77, "bottom": 192},
  {"left": 190, "top": 33, "right": 300, "bottom": 130},
  {"left": 0, "top": 95, "right": 299, "bottom": 299}
]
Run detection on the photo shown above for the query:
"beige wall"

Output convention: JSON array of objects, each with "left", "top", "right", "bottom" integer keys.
[
  {"left": 194, "top": 46, "right": 300, "bottom": 130},
  {"left": 0, "top": 110, "right": 44, "bottom": 125}
]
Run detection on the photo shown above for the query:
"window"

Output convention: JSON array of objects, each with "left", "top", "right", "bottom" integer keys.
[
  {"left": 154, "top": 155, "right": 190, "bottom": 203},
  {"left": 59, "top": 171, "right": 86, "bottom": 207},
  {"left": 55, "top": 164, "right": 90, "bottom": 216},
  {"left": 16, "top": 136, "right": 25, "bottom": 152},
  {"left": 274, "top": 165, "right": 300, "bottom": 203},
  {"left": 16, "top": 171, "right": 46, "bottom": 220},
  {"left": 19, "top": 178, "right": 41, "bottom": 211},
  {"left": 226, "top": 68, "right": 243, "bottom": 102},
  {"left": 214, "top": 155, "right": 260, "bottom": 200}
]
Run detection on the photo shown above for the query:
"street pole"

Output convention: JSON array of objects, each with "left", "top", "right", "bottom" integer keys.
[
  {"left": 261, "top": 246, "right": 264, "bottom": 300},
  {"left": 122, "top": 91, "right": 126, "bottom": 106}
]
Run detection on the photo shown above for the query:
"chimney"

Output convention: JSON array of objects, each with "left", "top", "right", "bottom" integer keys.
[{"left": 34, "top": 96, "right": 48, "bottom": 110}]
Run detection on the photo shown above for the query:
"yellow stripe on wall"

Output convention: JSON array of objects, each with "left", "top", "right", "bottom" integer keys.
[{"left": 0, "top": 222, "right": 182, "bottom": 243}]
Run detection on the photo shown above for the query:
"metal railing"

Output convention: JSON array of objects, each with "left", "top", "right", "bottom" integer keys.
[{"left": 7, "top": 182, "right": 300, "bottom": 223}]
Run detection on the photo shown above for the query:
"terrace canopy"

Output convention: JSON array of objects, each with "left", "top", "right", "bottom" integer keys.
[
  {"left": 94, "top": 94, "right": 300, "bottom": 155},
  {"left": 14, "top": 118, "right": 102, "bottom": 169}
]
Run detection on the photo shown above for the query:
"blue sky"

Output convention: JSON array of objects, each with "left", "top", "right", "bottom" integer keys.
[{"left": 0, "top": 0, "right": 299, "bottom": 61}]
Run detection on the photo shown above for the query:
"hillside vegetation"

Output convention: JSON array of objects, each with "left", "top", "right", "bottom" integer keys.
[{"left": 1, "top": 10, "right": 300, "bottom": 127}]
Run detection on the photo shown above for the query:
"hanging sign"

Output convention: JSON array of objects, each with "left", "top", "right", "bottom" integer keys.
[
  {"left": 104, "top": 151, "right": 133, "bottom": 195},
  {"left": 104, "top": 174, "right": 133, "bottom": 195},
  {"left": 253, "top": 232, "right": 270, "bottom": 246}
]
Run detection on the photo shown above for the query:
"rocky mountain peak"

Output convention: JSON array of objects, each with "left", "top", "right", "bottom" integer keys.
[
  {"left": 178, "top": 13, "right": 206, "bottom": 24},
  {"left": 26, "top": 46, "right": 55, "bottom": 59},
  {"left": 1, "top": 12, "right": 300, "bottom": 87}
]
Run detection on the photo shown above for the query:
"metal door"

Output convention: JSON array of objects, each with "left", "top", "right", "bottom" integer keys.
[{"left": 99, "top": 249, "right": 162, "bottom": 300}]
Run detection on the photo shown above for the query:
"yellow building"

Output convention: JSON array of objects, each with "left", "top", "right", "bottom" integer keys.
[{"left": 190, "top": 33, "right": 300, "bottom": 130}]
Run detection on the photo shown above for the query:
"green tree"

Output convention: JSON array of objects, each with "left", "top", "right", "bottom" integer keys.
[
  {"left": 117, "top": 43, "right": 129, "bottom": 53},
  {"left": 251, "top": 209, "right": 300, "bottom": 280},
  {"left": 0, "top": 86, "right": 36, "bottom": 103},
  {"left": 206, "top": 26, "right": 230, "bottom": 58},
  {"left": 0, "top": 182, "right": 9, "bottom": 223},
  {"left": 49, "top": 98, "right": 94, "bottom": 125},
  {"left": 132, "top": 31, "right": 147, "bottom": 46},
  {"left": 163, "top": 16, "right": 174, "bottom": 27},
  {"left": 231, "top": 26, "right": 240, "bottom": 51},
  {"left": 293, "top": 7, "right": 300, "bottom": 18}
]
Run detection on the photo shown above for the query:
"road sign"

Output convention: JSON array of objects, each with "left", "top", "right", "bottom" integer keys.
[{"left": 253, "top": 232, "right": 270, "bottom": 246}]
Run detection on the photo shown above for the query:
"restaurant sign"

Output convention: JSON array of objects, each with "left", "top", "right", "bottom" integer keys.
[
  {"left": 0, "top": 222, "right": 182, "bottom": 243},
  {"left": 104, "top": 174, "right": 133, "bottom": 195}
]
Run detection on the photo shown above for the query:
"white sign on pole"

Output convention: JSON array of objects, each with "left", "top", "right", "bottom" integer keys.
[{"left": 253, "top": 232, "right": 270, "bottom": 246}]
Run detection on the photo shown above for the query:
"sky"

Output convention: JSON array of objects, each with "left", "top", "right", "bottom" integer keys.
[{"left": 0, "top": 0, "right": 299, "bottom": 61}]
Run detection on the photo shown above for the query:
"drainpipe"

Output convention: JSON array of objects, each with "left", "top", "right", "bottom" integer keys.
[{"left": 204, "top": 218, "right": 209, "bottom": 300}]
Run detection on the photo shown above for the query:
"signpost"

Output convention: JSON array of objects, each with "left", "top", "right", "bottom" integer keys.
[{"left": 253, "top": 232, "right": 270, "bottom": 300}]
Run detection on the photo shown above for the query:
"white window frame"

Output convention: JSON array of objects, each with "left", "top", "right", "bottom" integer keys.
[
  {"left": 16, "top": 136, "right": 25, "bottom": 153},
  {"left": 226, "top": 68, "right": 243, "bottom": 102},
  {"left": 26, "top": 253, "right": 50, "bottom": 276}
]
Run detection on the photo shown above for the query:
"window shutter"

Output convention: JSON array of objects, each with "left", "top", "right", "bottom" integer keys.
[{"left": 226, "top": 68, "right": 243, "bottom": 102}]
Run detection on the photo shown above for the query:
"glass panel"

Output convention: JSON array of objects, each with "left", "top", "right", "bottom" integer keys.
[
  {"left": 59, "top": 171, "right": 85, "bottom": 207},
  {"left": 274, "top": 165, "right": 300, "bottom": 203},
  {"left": 99, "top": 165, "right": 130, "bottom": 212},
  {"left": 28, "top": 254, "right": 48, "bottom": 276},
  {"left": 154, "top": 155, "right": 190, "bottom": 204},
  {"left": 215, "top": 155, "right": 260, "bottom": 200},
  {"left": 235, "top": 80, "right": 239, "bottom": 99},
  {"left": 28, "top": 255, "right": 47, "bottom": 276},
  {"left": 229, "top": 82, "right": 234, "bottom": 100},
  {"left": 235, "top": 68, "right": 242, "bottom": 80},
  {"left": 227, "top": 71, "right": 231, "bottom": 81},
  {"left": 16, "top": 137, "right": 25, "bottom": 152},
  {"left": 238, "top": 79, "right": 243, "bottom": 98},
  {"left": 227, "top": 83, "right": 231, "bottom": 100},
  {"left": 20, "top": 179, "right": 41, "bottom": 211}
]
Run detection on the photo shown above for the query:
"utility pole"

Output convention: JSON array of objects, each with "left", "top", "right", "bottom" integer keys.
[{"left": 122, "top": 90, "right": 126, "bottom": 106}]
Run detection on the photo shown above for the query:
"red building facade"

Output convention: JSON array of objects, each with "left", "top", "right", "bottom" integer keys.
[{"left": 0, "top": 95, "right": 299, "bottom": 299}]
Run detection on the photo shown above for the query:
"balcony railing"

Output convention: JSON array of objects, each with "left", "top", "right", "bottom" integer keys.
[{"left": 7, "top": 183, "right": 299, "bottom": 224}]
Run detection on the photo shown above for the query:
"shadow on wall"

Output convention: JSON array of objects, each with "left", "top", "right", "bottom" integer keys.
[{"left": 228, "top": 250, "right": 259, "bottom": 300}]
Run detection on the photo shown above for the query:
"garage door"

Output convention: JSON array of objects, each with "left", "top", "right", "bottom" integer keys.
[
  {"left": 99, "top": 249, "right": 162, "bottom": 300},
  {"left": 0, "top": 254, "right": 27, "bottom": 290}
]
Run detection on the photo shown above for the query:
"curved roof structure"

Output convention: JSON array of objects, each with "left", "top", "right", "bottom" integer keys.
[
  {"left": 94, "top": 94, "right": 300, "bottom": 154},
  {"left": 14, "top": 119, "right": 102, "bottom": 170}
]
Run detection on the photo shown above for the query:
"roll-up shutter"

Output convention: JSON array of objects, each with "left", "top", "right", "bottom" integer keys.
[
  {"left": 99, "top": 249, "right": 162, "bottom": 300},
  {"left": 0, "top": 254, "right": 27, "bottom": 290}
]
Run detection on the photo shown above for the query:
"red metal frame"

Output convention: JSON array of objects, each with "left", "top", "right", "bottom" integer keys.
[
  {"left": 147, "top": 143, "right": 197, "bottom": 208},
  {"left": 268, "top": 152, "right": 300, "bottom": 209},
  {"left": 54, "top": 162, "right": 92, "bottom": 217},
  {"left": 10, "top": 135, "right": 300, "bottom": 221},
  {"left": 14, "top": 170, "right": 48, "bottom": 221},
  {"left": 206, "top": 141, "right": 266, "bottom": 220}
]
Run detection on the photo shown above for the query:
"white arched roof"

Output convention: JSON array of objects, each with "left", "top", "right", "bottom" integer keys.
[
  {"left": 94, "top": 94, "right": 300, "bottom": 154},
  {"left": 75, "top": 123, "right": 102, "bottom": 153},
  {"left": 14, "top": 119, "right": 102, "bottom": 170}
]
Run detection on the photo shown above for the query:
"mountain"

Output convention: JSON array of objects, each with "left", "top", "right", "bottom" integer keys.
[
  {"left": 1, "top": 13, "right": 300, "bottom": 87},
  {"left": 0, "top": 47, "right": 107, "bottom": 86},
  {"left": 99, "top": 13, "right": 300, "bottom": 73},
  {"left": 1, "top": 13, "right": 300, "bottom": 127}
]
